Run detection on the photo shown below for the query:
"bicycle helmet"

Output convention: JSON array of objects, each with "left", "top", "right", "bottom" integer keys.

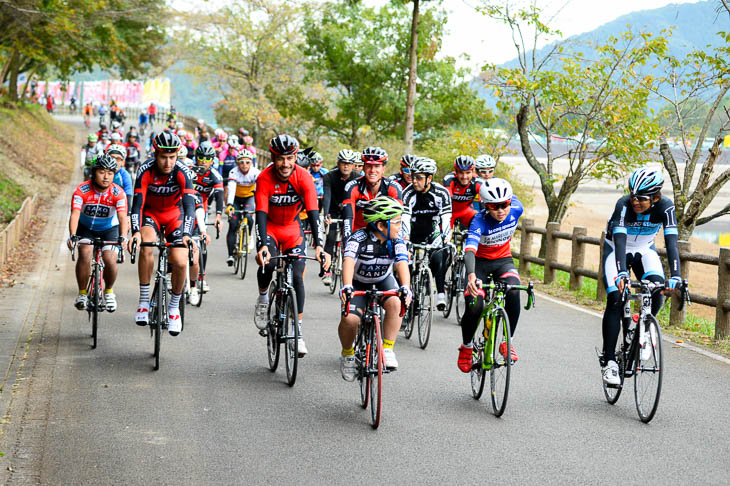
[
  {"left": 178, "top": 145, "right": 188, "bottom": 159},
  {"left": 337, "top": 149, "right": 359, "bottom": 164},
  {"left": 175, "top": 121, "right": 184, "bottom": 130},
  {"left": 87, "top": 134, "right": 98, "bottom": 143},
  {"left": 269, "top": 134, "right": 299, "bottom": 156},
  {"left": 475, "top": 154, "right": 496, "bottom": 170},
  {"left": 177, "top": 129, "right": 187, "bottom": 139},
  {"left": 310, "top": 151, "right": 323, "bottom": 164},
  {"left": 361, "top": 146, "right": 388, "bottom": 164},
  {"left": 218, "top": 131, "right": 228, "bottom": 141},
  {"left": 411, "top": 157, "right": 437, "bottom": 175},
  {"left": 105, "top": 143, "right": 127, "bottom": 158},
  {"left": 479, "top": 178, "right": 513, "bottom": 204},
  {"left": 152, "top": 131, "right": 181, "bottom": 153},
  {"left": 228, "top": 134, "right": 240, "bottom": 148},
  {"left": 454, "top": 155, "right": 475, "bottom": 171},
  {"left": 363, "top": 196, "right": 403, "bottom": 223},
  {"left": 236, "top": 148, "right": 254, "bottom": 161},
  {"left": 242, "top": 135, "right": 253, "bottom": 145},
  {"left": 238, "top": 128, "right": 249, "bottom": 137},
  {"left": 184, "top": 131, "right": 194, "bottom": 141},
  {"left": 629, "top": 167, "right": 664, "bottom": 196},
  {"left": 197, "top": 118, "right": 205, "bottom": 125},
  {"left": 110, "top": 132, "right": 122, "bottom": 143},
  {"left": 111, "top": 121, "right": 121, "bottom": 130},
  {"left": 296, "top": 151, "right": 311, "bottom": 168},
  {"left": 196, "top": 141, "right": 216, "bottom": 159},
  {"left": 92, "top": 154, "right": 118, "bottom": 172},
  {"left": 100, "top": 122, "right": 108, "bottom": 129},
  {"left": 400, "top": 153, "right": 418, "bottom": 170}
]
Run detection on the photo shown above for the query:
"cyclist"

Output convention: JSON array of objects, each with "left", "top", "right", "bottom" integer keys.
[
  {"left": 83, "top": 102, "right": 93, "bottom": 126},
  {"left": 81, "top": 134, "right": 99, "bottom": 171},
  {"left": 105, "top": 143, "right": 134, "bottom": 212},
  {"left": 129, "top": 132, "right": 195, "bottom": 336},
  {"left": 182, "top": 131, "right": 198, "bottom": 154},
  {"left": 67, "top": 154, "right": 129, "bottom": 312},
  {"left": 600, "top": 167, "right": 680, "bottom": 386},
  {"left": 342, "top": 147, "right": 403, "bottom": 239},
  {"left": 443, "top": 155, "right": 484, "bottom": 229},
  {"left": 308, "top": 151, "right": 328, "bottom": 209},
  {"left": 111, "top": 121, "right": 123, "bottom": 138},
  {"left": 457, "top": 178, "right": 524, "bottom": 373},
  {"left": 401, "top": 157, "right": 452, "bottom": 310},
  {"left": 389, "top": 153, "right": 417, "bottom": 190},
  {"left": 192, "top": 141, "right": 224, "bottom": 226},
  {"left": 475, "top": 154, "right": 496, "bottom": 181},
  {"left": 320, "top": 149, "right": 360, "bottom": 286},
  {"left": 253, "top": 134, "right": 329, "bottom": 356},
  {"left": 124, "top": 132, "right": 143, "bottom": 175},
  {"left": 96, "top": 122, "right": 110, "bottom": 141},
  {"left": 225, "top": 149, "right": 260, "bottom": 264},
  {"left": 338, "top": 196, "right": 412, "bottom": 378}
]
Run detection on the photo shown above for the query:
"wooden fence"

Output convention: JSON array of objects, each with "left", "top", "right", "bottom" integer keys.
[
  {"left": 0, "top": 195, "right": 39, "bottom": 267},
  {"left": 514, "top": 219, "right": 730, "bottom": 339}
]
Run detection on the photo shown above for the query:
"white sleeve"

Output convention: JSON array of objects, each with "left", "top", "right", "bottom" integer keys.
[
  {"left": 196, "top": 207, "right": 206, "bottom": 233},
  {"left": 226, "top": 179, "right": 236, "bottom": 206}
]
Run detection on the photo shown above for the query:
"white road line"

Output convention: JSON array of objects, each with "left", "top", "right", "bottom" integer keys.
[{"left": 535, "top": 290, "right": 730, "bottom": 366}]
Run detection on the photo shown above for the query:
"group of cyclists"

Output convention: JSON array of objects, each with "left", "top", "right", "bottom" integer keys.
[{"left": 70, "top": 116, "right": 683, "bottom": 391}]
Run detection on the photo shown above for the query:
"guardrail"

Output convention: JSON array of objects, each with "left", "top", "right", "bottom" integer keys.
[
  {"left": 0, "top": 195, "right": 39, "bottom": 267},
  {"left": 514, "top": 219, "right": 730, "bottom": 339}
]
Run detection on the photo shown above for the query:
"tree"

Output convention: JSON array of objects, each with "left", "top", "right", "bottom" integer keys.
[
  {"left": 652, "top": 31, "right": 730, "bottom": 239},
  {"left": 483, "top": 4, "right": 666, "bottom": 250}
]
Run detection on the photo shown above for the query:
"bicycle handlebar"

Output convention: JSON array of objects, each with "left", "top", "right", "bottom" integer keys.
[
  {"left": 476, "top": 279, "right": 536, "bottom": 310},
  {"left": 70, "top": 236, "right": 124, "bottom": 262},
  {"left": 343, "top": 289, "right": 407, "bottom": 318},
  {"left": 620, "top": 277, "right": 691, "bottom": 311}
]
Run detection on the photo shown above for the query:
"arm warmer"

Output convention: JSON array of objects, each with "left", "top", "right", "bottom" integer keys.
[
  {"left": 214, "top": 189, "right": 224, "bottom": 215},
  {"left": 613, "top": 232, "right": 628, "bottom": 273},
  {"left": 255, "top": 210, "right": 267, "bottom": 250},
  {"left": 322, "top": 175, "right": 332, "bottom": 217},
  {"left": 664, "top": 233, "right": 681, "bottom": 278},
  {"left": 465, "top": 250, "right": 476, "bottom": 275},
  {"left": 307, "top": 209, "right": 322, "bottom": 247}
]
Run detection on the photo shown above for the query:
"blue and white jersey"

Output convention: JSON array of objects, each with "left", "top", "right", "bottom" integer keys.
[
  {"left": 309, "top": 167, "right": 329, "bottom": 198},
  {"left": 465, "top": 196, "right": 523, "bottom": 260},
  {"left": 114, "top": 167, "right": 133, "bottom": 197},
  {"left": 605, "top": 195, "right": 677, "bottom": 250}
]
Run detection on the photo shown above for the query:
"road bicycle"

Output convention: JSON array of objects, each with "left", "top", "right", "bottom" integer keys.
[
  {"left": 131, "top": 233, "right": 192, "bottom": 371},
  {"left": 443, "top": 228, "right": 468, "bottom": 322},
  {"left": 261, "top": 252, "right": 317, "bottom": 386},
  {"left": 325, "top": 219, "right": 344, "bottom": 294},
  {"left": 598, "top": 278, "right": 690, "bottom": 423},
  {"left": 470, "top": 279, "right": 535, "bottom": 417},
  {"left": 344, "top": 288, "right": 406, "bottom": 429},
  {"left": 403, "top": 242, "right": 437, "bottom": 349},
  {"left": 232, "top": 209, "right": 254, "bottom": 280},
  {"left": 71, "top": 236, "right": 124, "bottom": 349},
  {"left": 188, "top": 223, "right": 219, "bottom": 307}
]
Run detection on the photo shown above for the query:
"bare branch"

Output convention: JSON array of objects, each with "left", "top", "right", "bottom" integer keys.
[{"left": 696, "top": 201, "right": 730, "bottom": 226}]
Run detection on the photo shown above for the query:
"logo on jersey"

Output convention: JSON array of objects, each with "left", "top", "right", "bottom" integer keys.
[
  {"left": 84, "top": 205, "right": 111, "bottom": 218},
  {"left": 270, "top": 194, "right": 301, "bottom": 205}
]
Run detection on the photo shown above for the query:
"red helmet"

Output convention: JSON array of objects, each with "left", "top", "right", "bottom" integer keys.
[{"left": 269, "top": 134, "right": 299, "bottom": 156}]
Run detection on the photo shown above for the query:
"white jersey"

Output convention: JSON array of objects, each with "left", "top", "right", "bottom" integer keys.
[{"left": 226, "top": 166, "right": 260, "bottom": 204}]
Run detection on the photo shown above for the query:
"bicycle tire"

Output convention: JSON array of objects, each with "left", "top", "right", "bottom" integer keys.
[
  {"left": 369, "top": 314, "right": 383, "bottom": 429},
  {"left": 284, "top": 289, "right": 299, "bottom": 387},
  {"left": 634, "top": 315, "right": 663, "bottom": 423},
  {"left": 443, "top": 264, "right": 455, "bottom": 318},
  {"left": 180, "top": 286, "right": 186, "bottom": 332},
  {"left": 265, "top": 281, "right": 280, "bottom": 371},
  {"left": 151, "top": 282, "right": 162, "bottom": 371},
  {"left": 418, "top": 266, "right": 434, "bottom": 349},
  {"left": 328, "top": 248, "right": 339, "bottom": 295},
  {"left": 240, "top": 225, "right": 249, "bottom": 280},
  {"left": 404, "top": 275, "right": 416, "bottom": 339},
  {"left": 91, "top": 264, "right": 101, "bottom": 349},
  {"left": 489, "top": 307, "right": 511, "bottom": 417},
  {"left": 357, "top": 325, "right": 368, "bottom": 409},
  {"left": 471, "top": 334, "right": 486, "bottom": 399},
  {"left": 195, "top": 248, "right": 205, "bottom": 307},
  {"left": 233, "top": 228, "right": 242, "bottom": 275},
  {"left": 602, "top": 327, "right": 625, "bottom": 405},
  {"left": 455, "top": 261, "right": 467, "bottom": 325}
]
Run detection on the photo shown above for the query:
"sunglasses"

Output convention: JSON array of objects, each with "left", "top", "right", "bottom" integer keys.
[
  {"left": 485, "top": 201, "right": 511, "bottom": 211},
  {"left": 480, "top": 169, "right": 495, "bottom": 175},
  {"left": 237, "top": 159, "right": 252, "bottom": 164},
  {"left": 630, "top": 194, "right": 651, "bottom": 202},
  {"left": 412, "top": 174, "right": 428, "bottom": 181},
  {"left": 198, "top": 157, "right": 214, "bottom": 163},
  {"left": 401, "top": 167, "right": 411, "bottom": 175}
]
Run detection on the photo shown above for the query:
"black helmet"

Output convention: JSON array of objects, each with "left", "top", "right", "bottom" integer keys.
[
  {"left": 238, "top": 128, "right": 249, "bottom": 137},
  {"left": 296, "top": 147, "right": 315, "bottom": 168},
  {"left": 153, "top": 131, "right": 181, "bottom": 153},
  {"left": 269, "top": 134, "right": 299, "bottom": 156},
  {"left": 361, "top": 146, "right": 388, "bottom": 164},
  {"left": 92, "top": 154, "right": 118, "bottom": 172},
  {"left": 195, "top": 141, "right": 216, "bottom": 159},
  {"left": 400, "top": 153, "right": 418, "bottom": 169}
]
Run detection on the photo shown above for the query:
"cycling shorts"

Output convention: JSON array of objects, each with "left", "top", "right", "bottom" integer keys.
[
  {"left": 603, "top": 240, "right": 664, "bottom": 293},
  {"left": 142, "top": 208, "right": 185, "bottom": 243},
  {"left": 345, "top": 275, "right": 399, "bottom": 318},
  {"left": 76, "top": 224, "right": 120, "bottom": 253},
  {"left": 265, "top": 223, "right": 304, "bottom": 253},
  {"left": 467, "top": 257, "right": 520, "bottom": 297}
]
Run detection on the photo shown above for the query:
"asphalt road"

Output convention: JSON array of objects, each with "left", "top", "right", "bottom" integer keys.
[{"left": 0, "top": 118, "right": 728, "bottom": 484}]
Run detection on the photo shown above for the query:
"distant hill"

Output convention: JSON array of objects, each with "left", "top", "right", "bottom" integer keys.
[{"left": 166, "top": 61, "right": 220, "bottom": 126}]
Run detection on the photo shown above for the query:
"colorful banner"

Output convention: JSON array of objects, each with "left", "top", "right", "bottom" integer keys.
[{"left": 34, "top": 78, "right": 170, "bottom": 108}]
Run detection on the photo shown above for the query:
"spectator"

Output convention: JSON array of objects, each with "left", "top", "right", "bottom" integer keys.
[{"left": 147, "top": 103, "right": 157, "bottom": 125}]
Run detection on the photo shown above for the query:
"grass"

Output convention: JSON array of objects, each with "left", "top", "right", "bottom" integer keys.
[{"left": 0, "top": 172, "right": 26, "bottom": 226}]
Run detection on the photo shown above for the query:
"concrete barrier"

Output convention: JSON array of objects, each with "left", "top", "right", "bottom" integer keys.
[{"left": 0, "top": 194, "right": 39, "bottom": 267}]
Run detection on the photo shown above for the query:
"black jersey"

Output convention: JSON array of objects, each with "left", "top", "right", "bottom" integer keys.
[
  {"left": 343, "top": 228, "right": 409, "bottom": 285},
  {"left": 322, "top": 168, "right": 359, "bottom": 218},
  {"left": 401, "top": 182, "right": 452, "bottom": 244}
]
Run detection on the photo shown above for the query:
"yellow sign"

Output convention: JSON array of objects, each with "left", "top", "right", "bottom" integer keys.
[
  {"left": 141, "top": 78, "right": 171, "bottom": 106},
  {"left": 720, "top": 233, "right": 730, "bottom": 247}
]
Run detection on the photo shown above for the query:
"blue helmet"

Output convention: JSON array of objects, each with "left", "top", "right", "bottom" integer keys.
[{"left": 629, "top": 167, "right": 664, "bottom": 196}]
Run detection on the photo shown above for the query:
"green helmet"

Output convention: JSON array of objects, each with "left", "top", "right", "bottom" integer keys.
[
  {"left": 88, "top": 133, "right": 98, "bottom": 143},
  {"left": 363, "top": 196, "right": 403, "bottom": 223}
]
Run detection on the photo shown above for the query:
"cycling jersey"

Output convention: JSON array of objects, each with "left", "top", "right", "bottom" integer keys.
[
  {"left": 194, "top": 167, "right": 224, "bottom": 214},
  {"left": 125, "top": 142, "right": 142, "bottom": 163},
  {"left": 81, "top": 145, "right": 99, "bottom": 167},
  {"left": 465, "top": 196, "right": 523, "bottom": 260},
  {"left": 342, "top": 177, "right": 403, "bottom": 238},
  {"left": 114, "top": 168, "right": 133, "bottom": 198},
  {"left": 388, "top": 172, "right": 409, "bottom": 190},
  {"left": 344, "top": 228, "right": 408, "bottom": 285},
  {"left": 130, "top": 158, "right": 196, "bottom": 238},
  {"left": 401, "top": 182, "right": 452, "bottom": 244},
  {"left": 322, "top": 168, "right": 359, "bottom": 218},
  {"left": 443, "top": 172, "right": 484, "bottom": 227},
  {"left": 72, "top": 181, "right": 127, "bottom": 231},
  {"left": 309, "top": 168, "right": 329, "bottom": 198},
  {"left": 226, "top": 166, "right": 260, "bottom": 203}
]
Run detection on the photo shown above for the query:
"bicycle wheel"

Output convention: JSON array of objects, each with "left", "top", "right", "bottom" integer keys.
[
  {"left": 455, "top": 261, "right": 467, "bottom": 325},
  {"left": 328, "top": 248, "right": 339, "bottom": 295},
  {"left": 284, "top": 288, "right": 299, "bottom": 387},
  {"left": 194, "top": 249, "right": 205, "bottom": 307},
  {"left": 356, "top": 326, "right": 368, "bottom": 409},
  {"left": 369, "top": 314, "right": 383, "bottom": 429},
  {"left": 404, "top": 276, "right": 416, "bottom": 339},
  {"left": 151, "top": 282, "right": 162, "bottom": 371},
  {"left": 634, "top": 315, "right": 663, "bottom": 423},
  {"left": 180, "top": 286, "right": 186, "bottom": 331},
  {"left": 490, "top": 307, "right": 511, "bottom": 417},
  {"left": 471, "top": 334, "right": 486, "bottom": 399},
  {"left": 417, "top": 266, "right": 434, "bottom": 349},
  {"left": 602, "top": 331, "right": 625, "bottom": 405},
  {"left": 240, "top": 225, "right": 249, "bottom": 280},
  {"left": 443, "top": 264, "right": 455, "bottom": 318},
  {"left": 233, "top": 227, "right": 242, "bottom": 275},
  {"left": 265, "top": 281, "right": 280, "bottom": 371},
  {"left": 91, "top": 273, "right": 100, "bottom": 349}
]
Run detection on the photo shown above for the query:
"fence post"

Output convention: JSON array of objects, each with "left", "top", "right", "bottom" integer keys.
[
  {"left": 519, "top": 218, "right": 533, "bottom": 277},
  {"left": 596, "top": 231, "right": 607, "bottom": 302},
  {"left": 544, "top": 222, "right": 560, "bottom": 284},
  {"left": 716, "top": 247, "right": 730, "bottom": 340},
  {"left": 569, "top": 226, "right": 587, "bottom": 291},
  {"left": 670, "top": 240, "right": 691, "bottom": 327}
]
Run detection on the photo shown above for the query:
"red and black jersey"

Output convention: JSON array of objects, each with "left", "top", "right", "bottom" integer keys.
[
  {"left": 443, "top": 172, "right": 483, "bottom": 228},
  {"left": 131, "top": 158, "right": 196, "bottom": 236},
  {"left": 388, "top": 172, "right": 409, "bottom": 190},
  {"left": 342, "top": 176, "right": 403, "bottom": 237},
  {"left": 194, "top": 167, "right": 224, "bottom": 214}
]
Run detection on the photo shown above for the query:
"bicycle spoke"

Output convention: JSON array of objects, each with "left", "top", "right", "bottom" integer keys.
[{"left": 490, "top": 308, "right": 511, "bottom": 417}]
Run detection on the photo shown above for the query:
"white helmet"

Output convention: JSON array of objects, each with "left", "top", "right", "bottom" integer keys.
[
  {"left": 411, "top": 157, "right": 437, "bottom": 175},
  {"left": 475, "top": 154, "right": 496, "bottom": 170},
  {"left": 178, "top": 145, "right": 188, "bottom": 159},
  {"left": 236, "top": 148, "right": 254, "bottom": 161},
  {"left": 105, "top": 143, "right": 127, "bottom": 159},
  {"left": 110, "top": 132, "right": 122, "bottom": 142},
  {"left": 479, "top": 178, "right": 512, "bottom": 204},
  {"left": 175, "top": 121, "right": 184, "bottom": 129},
  {"left": 111, "top": 121, "right": 121, "bottom": 129},
  {"left": 228, "top": 134, "right": 240, "bottom": 148},
  {"left": 197, "top": 118, "right": 204, "bottom": 125},
  {"left": 214, "top": 128, "right": 223, "bottom": 137},
  {"left": 337, "top": 149, "right": 359, "bottom": 164}
]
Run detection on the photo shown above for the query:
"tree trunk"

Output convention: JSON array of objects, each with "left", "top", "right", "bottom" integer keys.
[
  {"left": 403, "top": 0, "right": 419, "bottom": 152},
  {"left": 0, "top": 48, "right": 16, "bottom": 86},
  {"left": 19, "top": 63, "right": 40, "bottom": 101},
  {"left": 7, "top": 49, "right": 21, "bottom": 102}
]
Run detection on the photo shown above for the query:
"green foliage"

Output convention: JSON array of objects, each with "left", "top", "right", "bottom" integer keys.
[{"left": 0, "top": 173, "right": 26, "bottom": 225}]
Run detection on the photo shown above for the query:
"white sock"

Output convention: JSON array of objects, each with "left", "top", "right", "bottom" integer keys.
[
  {"left": 139, "top": 284, "right": 150, "bottom": 305},
  {"left": 169, "top": 292, "right": 182, "bottom": 310}
]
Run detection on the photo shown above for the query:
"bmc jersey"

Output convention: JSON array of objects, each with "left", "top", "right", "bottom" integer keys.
[
  {"left": 131, "top": 158, "right": 196, "bottom": 235},
  {"left": 342, "top": 177, "right": 403, "bottom": 237},
  {"left": 72, "top": 182, "right": 127, "bottom": 231},
  {"left": 401, "top": 183, "right": 452, "bottom": 244},
  {"left": 388, "top": 173, "right": 409, "bottom": 190},
  {"left": 605, "top": 195, "right": 678, "bottom": 249},
  {"left": 194, "top": 167, "right": 224, "bottom": 212},
  {"left": 443, "top": 172, "right": 484, "bottom": 227},
  {"left": 465, "top": 196, "right": 523, "bottom": 260},
  {"left": 227, "top": 166, "right": 260, "bottom": 203},
  {"left": 344, "top": 229, "right": 408, "bottom": 285},
  {"left": 254, "top": 164, "right": 319, "bottom": 227}
]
